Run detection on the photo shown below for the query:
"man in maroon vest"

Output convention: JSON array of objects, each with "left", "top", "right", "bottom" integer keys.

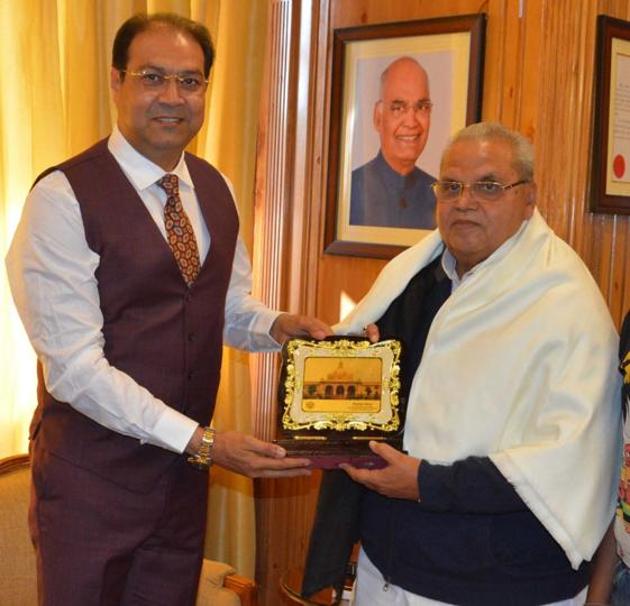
[{"left": 5, "top": 12, "right": 330, "bottom": 606}]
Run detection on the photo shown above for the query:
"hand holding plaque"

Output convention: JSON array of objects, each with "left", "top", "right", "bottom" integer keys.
[{"left": 276, "top": 336, "right": 403, "bottom": 469}]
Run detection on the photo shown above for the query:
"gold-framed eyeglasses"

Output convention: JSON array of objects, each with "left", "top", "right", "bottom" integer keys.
[
  {"left": 386, "top": 99, "right": 433, "bottom": 117},
  {"left": 121, "top": 69, "right": 208, "bottom": 95},
  {"left": 431, "top": 180, "right": 530, "bottom": 202}
]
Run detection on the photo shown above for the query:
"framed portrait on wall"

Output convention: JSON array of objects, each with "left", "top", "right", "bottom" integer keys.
[
  {"left": 590, "top": 15, "right": 630, "bottom": 214},
  {"left": 324, "top": 14, "right": 486, "bottom": 259}
]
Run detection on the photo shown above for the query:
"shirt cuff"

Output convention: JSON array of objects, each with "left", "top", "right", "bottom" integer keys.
[
  {"left": 150, "top": 407, "right": 199, "bottom": 453},
  {"left": 249, "top": 308, "right": 283, "bottom": 351}
]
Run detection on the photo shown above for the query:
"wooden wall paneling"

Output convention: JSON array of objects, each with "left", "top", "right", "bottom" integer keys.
[
  {"left": 287, "top": 0, "right": 320, "bottom": 314},
  {"left": 329, "top": 0, "right": 489, "bottom": 27},
  {"left": 529, "top": 0, "right": 630, "bottom": 326},
  {"left": 534, "top": 0, "right": 590, "bottom": 242},
  {"left": 316, "top": 255, "right": 385, "bottom": 325},
  {"left": 510, "top": 0, "right": 542, "bottom": 137},
  {"left": 251, "top": 3, "right": 335, "bottom": 605},
  {"left": 303, "top": 0, "right": 333, "bottom": 318},
  {"left": 570, "top": 0, "right": 598, "bottom": 251},
  {"left": 478, "top": 0, "right": 507, "bottom": 121},
  {"left": 251, "top": 0, "right": 292, "bottom": 444},
  {"left": 253, "top": 2, "right": 630, "bottom": 605},
  {"left": 486, "top": 0, "right": 523, "bottom": 127},
  {"left": 251, "top": 3, "right": 315, "bottom": 605}
]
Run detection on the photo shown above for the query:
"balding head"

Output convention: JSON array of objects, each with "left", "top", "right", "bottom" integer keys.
[{"left": 379, "top": 57, "right": 429, "bottom": 99}]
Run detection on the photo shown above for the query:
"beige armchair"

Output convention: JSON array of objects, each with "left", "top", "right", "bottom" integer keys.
[{"left": 0, "top": 454, "right": 256, "bottom": 606}]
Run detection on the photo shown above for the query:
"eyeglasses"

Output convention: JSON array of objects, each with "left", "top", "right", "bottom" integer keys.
[
  {"left": 385, "top": 100, "right": 433, "bottom": 117},
  {"left": 121, "top": 69, "right": 208, "bottom": 95},
  {"left": 431, "top": 180, "right": 529, "bottom": 202}
]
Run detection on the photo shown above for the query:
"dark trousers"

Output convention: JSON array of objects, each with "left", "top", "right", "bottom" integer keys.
[{"left": 29, "top": 439, "right": 209, "bottom": 606}]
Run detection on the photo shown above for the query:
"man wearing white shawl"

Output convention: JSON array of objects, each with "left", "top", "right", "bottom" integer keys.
[{"left": 302, "top": 123, "right": 621, "bottom": 606}]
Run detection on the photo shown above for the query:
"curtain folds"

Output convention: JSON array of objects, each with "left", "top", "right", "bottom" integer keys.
[{"left": 0, "top": 0, "right": 266, "bottom": 579}]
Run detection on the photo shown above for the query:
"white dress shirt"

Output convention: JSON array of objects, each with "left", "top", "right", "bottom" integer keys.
[
  {"left": 6, "top": 127, "right": 280, "bottom": 453},
  {"left": 440, "top": 219, "right": 528, "bottom": 292},
  {"left": 354, "top": 547, "right": 588, "bottom": 606}
]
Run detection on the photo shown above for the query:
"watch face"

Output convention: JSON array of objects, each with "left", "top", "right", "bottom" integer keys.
[
  {"left": 187, "top": 427, "right": 215, "bottom": 470},
  {"left": 201, "top": 427, "right": 215, "bottom": 444}
]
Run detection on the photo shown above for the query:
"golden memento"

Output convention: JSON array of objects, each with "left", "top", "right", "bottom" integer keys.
[{"left": 276, "top": 336, "right": 402, "bottom": 468}]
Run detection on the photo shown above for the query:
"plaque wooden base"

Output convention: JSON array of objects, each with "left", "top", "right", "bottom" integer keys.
[{"left": 275, "top": 437, "right": 403, "bottom": 469}]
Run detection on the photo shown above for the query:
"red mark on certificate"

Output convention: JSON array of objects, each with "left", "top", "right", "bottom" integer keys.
[{"left": 614, "top": 154, "right": 626, "bottom": 179}]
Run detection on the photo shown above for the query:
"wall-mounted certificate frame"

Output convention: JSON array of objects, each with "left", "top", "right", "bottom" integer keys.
[
  {"left": 590, "top": 15, "right": 630, "bottom": 214},
  {"left": 276, "top": 337, "right": 402, "bottom": 469}
]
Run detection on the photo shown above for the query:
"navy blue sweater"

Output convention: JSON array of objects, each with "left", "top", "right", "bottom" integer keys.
[{"left": 361, "top": 257, "right": 589, "bottom": 605}]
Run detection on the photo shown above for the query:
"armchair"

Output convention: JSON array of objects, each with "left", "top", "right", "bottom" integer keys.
[{"left": 0, "top": 454, "right": 256, "bottom": 606}]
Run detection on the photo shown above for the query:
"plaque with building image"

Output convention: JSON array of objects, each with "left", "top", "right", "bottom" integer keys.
[{"left": 276, "top": 336, "right": 402, "bottom": 469}]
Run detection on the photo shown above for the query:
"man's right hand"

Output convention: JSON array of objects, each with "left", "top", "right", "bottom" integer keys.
[
  {"left": 364, "top": 323, "right": 380, "bottom": 343},
  {"left": 186, "top": 427, "right": 311, "bottom": 478}
]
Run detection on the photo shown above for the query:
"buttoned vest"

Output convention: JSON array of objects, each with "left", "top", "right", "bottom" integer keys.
[{"left": 31, "top": 139, "right": 239, "bottom": 492}]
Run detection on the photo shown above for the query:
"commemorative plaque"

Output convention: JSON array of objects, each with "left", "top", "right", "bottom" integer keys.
[{"left": 276, "top": 336, "right": 402, "bottom": 469}]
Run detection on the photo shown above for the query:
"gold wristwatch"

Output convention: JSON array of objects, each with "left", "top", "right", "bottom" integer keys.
[{"left": 187, "top": 426, "right": 216, "bottom": 470}]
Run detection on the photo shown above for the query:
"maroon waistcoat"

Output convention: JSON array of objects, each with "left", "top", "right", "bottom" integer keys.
[{"left": 31, "top": 139, "right": 239, "bottom": 492}]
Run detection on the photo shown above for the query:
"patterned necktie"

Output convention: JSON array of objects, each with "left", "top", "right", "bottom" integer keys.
[{"left": 157, "top": 174, "right": 201, "bottom": 287}]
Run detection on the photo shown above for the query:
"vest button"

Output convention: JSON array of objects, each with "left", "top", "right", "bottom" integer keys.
[
  {"left": 187, "top": 371, "right": 194, "bottom": 380},
  {"left": 188, "top": 333, "right": 195, "bottom": 342}
]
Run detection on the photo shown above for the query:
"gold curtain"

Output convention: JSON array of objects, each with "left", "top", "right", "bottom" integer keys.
[{"left": 0, "top": 0, "right": 267, "bottom": 579}]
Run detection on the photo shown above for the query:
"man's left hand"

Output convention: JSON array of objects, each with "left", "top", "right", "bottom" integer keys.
[
  {"left": 340, "top": 441, "right": 421, "bottom": 500},
  {"left": 270, "top": 313, "right": 332, "bottom": 344},
  {"left": 211, "top": 431, "right": 312, "bottom": 478}
]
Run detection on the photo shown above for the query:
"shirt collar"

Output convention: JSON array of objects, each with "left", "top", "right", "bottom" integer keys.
[
  {"left": 441, "top": 248, "right": 463, "bottom": 288},
  {"left": 375, "top": 150, "right": 420, "bottom": 189},
  {"left": 107, "top": 126, "right": 194, "bottom": 192},
  {"left": 441, "top": 218, "right": 530, "bottom": 290}
]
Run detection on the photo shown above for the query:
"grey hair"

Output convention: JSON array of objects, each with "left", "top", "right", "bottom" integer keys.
[{"left": 443, "top": 122, "right": 534, "bottom": 181}]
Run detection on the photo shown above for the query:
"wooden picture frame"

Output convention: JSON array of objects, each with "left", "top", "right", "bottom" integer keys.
[
  {"left": 324, "top": 14, "right": 486, "bottom": 259},
  {"left": 590, "top": 15, "right": 630, "bottom": 214}
]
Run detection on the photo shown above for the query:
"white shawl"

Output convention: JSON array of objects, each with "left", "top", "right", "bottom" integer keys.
[{"left": 335, "top": 209, "right": 621, "bottom": 569}]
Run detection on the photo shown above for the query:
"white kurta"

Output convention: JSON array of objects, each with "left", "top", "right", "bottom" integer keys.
[{"left": 335, "top": 209, "right": 621, "bottom": 569}]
